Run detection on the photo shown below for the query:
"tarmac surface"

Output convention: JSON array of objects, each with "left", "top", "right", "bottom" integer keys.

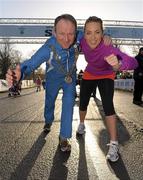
[{"left": 0, "top": 87, "right": 143, "bottom": 180}]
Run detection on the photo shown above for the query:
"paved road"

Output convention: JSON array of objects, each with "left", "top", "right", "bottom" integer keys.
[{"left": 0, "top": 88, "right": 142, "bottom": 180}]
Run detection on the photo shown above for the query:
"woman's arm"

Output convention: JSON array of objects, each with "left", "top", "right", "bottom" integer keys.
[{"left": 105, "top": 46, "right": 138, "bottom": 71}]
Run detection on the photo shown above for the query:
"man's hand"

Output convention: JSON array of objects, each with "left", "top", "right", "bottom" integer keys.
[
  {"left": 103, "top": 35, "right": 112, "bottom": 46},
  {"left": 6, "top": 64, "right": 21, "bottom": 87},
  {"left": 105, "top": 54, "right": 121, "bottom": 71}
]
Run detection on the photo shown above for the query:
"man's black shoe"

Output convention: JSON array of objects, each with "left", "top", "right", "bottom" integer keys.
[
  {"left": 43, "top": 123, "right": 51, "bottom": 133},
  {"left": 133, "top": 100, "right": 143, "bottom": 106},
  {"left": 59, "top": 136, "right": 71, "bottom": 152}
]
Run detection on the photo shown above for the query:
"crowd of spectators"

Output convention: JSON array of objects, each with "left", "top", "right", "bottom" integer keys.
[{"left": 115, "top": 71, "right": 133, "bottom": 79}]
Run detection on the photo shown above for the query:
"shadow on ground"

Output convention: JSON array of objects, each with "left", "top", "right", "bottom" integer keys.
[
  {"left": 48, "top": 146, "right": 71, "bottom": 180},
  {"left": 9, "top": 131, "right": 48, "bottom": 180},
  {"left": 95, "top": 98, "right": 131, "bottom": 180}
]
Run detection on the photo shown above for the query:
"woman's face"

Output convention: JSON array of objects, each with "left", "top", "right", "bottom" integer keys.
[{"left": 84, "top": 22, "right": 103, "bottom": 49}]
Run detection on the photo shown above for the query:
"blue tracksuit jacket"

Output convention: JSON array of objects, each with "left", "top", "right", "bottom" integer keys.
[{"left": 20, "top": 32, "right": 83, "bottom": 138}]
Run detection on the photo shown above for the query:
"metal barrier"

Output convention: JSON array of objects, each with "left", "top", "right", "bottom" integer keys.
[
  {"left": 114, "top": 79, "right": 134, "bottom": 91},
  {"left": 0, "top": 79, "right": 34, "bottom": 92},
  {"left": 0, "top": 79, "right": 8, "bottom": 92},
  {"left": 1, "top": 79, "right": 134, "bottom": 92}
]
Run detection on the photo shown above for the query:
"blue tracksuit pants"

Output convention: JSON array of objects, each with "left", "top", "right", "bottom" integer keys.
[{"left": 44, "top": 77, "right": 76, "bottom": 139}]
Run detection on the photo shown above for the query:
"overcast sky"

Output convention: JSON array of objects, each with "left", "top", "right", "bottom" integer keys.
[{"left": 0, "top": 0, "right": 143, "bottom": 21}]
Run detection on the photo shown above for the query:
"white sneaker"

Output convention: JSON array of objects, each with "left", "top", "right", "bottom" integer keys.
[
  {"left": 76, "top": 123, "right": 85, "bottom": 135},
  {"left": 106, "top": 143, "right": 119, "bottom": 162}
]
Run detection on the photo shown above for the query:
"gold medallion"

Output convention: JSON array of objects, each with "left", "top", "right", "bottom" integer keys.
[{"left": 65, "top": 75, "right": 72, "bottom": 84}]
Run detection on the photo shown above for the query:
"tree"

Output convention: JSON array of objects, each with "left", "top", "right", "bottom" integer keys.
[{"left": 0, "top": 39, "right": 22, "bottom": 79}]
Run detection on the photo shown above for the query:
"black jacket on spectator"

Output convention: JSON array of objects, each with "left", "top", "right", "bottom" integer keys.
[{"left": 133, "top": 48, "right": 143, "bottom": 80}]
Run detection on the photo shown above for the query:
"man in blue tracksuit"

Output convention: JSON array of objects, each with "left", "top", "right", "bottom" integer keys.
[{"left": 6, "top": 14, "right": 82, "bottom": 152}]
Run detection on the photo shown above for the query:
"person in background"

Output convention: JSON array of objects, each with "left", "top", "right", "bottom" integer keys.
[
  {"left": 133, "top": 47, "right": 143, "bottom": 106},
  {"left": 35, "top": 76, "right": 42, "bottom": 92},
  {"left": 77, "top": 69, "right": 83, "bottom": 86},
  {"left": 76, "top": 16, "right": 138, "bottom": 162},
  {"left": 6, "top": 14, "right": 111, "bottom": 152},
  {"left": 42, "top": 79, "right": 46, "bottom": 90}
]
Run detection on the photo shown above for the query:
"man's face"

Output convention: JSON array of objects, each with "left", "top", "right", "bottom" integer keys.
[
  {"left": 54, "top": 19, "right": 76, "bottom": 49},
  {"left": 140, "top": 50, "right": 143, "bottom": 56}
]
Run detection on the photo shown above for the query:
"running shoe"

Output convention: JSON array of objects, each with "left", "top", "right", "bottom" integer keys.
[
  {"left": 106, "top": 143, "right": 119, "bottom": 162},
  {"left": 76, "top": 123, "right": 85, "bottom": 135}
]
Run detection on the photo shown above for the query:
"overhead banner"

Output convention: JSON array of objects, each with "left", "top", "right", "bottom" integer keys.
[{"left": 0, "top": 25, "right": 143, "bottom": 39}]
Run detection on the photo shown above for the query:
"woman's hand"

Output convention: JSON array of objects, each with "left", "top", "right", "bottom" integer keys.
[{"left": 105, "top": 54, "right": 121, "bottom": 71}]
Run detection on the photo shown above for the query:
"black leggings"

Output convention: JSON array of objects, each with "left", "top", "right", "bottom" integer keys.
[{"left": 79, "top": 79, "right": 115, "bottom": 116}]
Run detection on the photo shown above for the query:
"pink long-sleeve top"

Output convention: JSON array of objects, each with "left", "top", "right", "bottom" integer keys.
[{"left": 80, "top": 38, "right": 138, "bottom": 76}]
